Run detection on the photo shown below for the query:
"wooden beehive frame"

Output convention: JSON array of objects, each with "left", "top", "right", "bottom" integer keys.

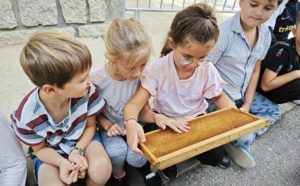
[{"left": 139, "top": 107, "right": 269, "bottom": 172}]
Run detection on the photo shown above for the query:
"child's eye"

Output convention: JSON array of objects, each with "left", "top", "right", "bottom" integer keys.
[
  {"left": 250, "top": 3, "right": 257, "bottom": 7},
  {"left": 264, "top": 7, "right": 273, "bottom": 11},
  {"left": 183, "top": 56, "right": 191, "bottom": 60}
]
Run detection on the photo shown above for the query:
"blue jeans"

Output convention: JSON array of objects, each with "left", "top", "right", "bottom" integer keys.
[
  {"left": 32, "top": 133, "right": 102, "bottom": 182},
  {"left": 207, "top": 92, "right": 281, "bottom": 147}
]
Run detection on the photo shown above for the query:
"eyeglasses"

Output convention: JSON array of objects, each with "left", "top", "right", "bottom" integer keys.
[{"left": 179, "top": 56, "right": 212, "bottom": 66}]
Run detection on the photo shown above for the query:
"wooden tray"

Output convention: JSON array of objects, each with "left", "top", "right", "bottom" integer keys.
[{"left": 139, "top": 107, "right": 269, "bottom": 172}]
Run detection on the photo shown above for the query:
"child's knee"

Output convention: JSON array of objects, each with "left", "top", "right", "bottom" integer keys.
[
  {"left": 105, "top": 138, "right": 127, "bottom": 159},
  {"left": 88, "top": 157, "right": 112, "bottom": 184},
  {"left": 126, "top": 152, "right": 147, "bottom": 167}
]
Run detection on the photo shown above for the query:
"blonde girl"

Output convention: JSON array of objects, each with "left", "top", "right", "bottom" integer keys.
[{"left": 92, "top": 18, "right": 161, "bottom": 186}]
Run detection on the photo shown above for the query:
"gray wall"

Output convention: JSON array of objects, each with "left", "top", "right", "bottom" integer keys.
[{"left": 0, "top": 0, "right": 123, "bottom": 46}]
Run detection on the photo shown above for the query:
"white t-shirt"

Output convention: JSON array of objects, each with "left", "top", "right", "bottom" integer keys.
[
  {"left": 0, "top": 112, "right": 27, "bottom": 186},
  {"left": 92, "top": 64, "right": 140, "bottom": 126},
  {"left": 141, "top": 51, "right": 226, "bottom": 121}
]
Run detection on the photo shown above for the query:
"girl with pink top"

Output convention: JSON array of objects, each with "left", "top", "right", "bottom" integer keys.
[{"left": 124, "top": 3, "right": 236, "bottom": 180}]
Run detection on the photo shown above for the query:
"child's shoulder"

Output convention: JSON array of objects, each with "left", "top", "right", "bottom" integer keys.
[
  {"left": 149, "top": 53, "right": 171, "bottom": 69},
  {"left": 269, "top": 38, "right": 295, "bottom": 53},
  {"left": 91, "top": 65, "right": 108, "bottom": 85},
  {"left": 12, "top": 87, "right": 42, "bottom": 124}
]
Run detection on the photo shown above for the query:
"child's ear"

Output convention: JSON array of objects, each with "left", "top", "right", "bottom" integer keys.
[
  {"left": 41, "top": 84, "right": 57, "bottom": 95},
  {"left": 292, "top": 26, "right": 297, "bottom": 37},
  {"left": 168, "top": 37, "right": 175, "bottom": 49}
]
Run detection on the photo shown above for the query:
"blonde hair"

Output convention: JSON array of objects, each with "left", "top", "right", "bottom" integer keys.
[
  {"left": 104, "top": 18, "right": 152, "bottom": 70},
  {"left": 20, "top": 31, "right": 92, "bottom": 88}
]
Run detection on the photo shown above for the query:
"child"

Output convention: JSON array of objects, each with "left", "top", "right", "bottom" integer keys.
[
  {"left": 92, "top": 18, "right": 162, "bottom": 186},
  {"left": 0, "top": 112, "right": 27, "bottom": 186},
  {"left": 265, "top": 0, "right": 300, "bottom": 45},
  {"left": 208, "top": 0, "right": 282, "bottom": 168},
  {"left": 123, "top": 3, "right": 236, "bottom": 179},
  {"left": 11, "top": 31, "right": 112, "bottom": 186},
  {"left": 257, "top": 12, "right": 300, "bottom": 104}
]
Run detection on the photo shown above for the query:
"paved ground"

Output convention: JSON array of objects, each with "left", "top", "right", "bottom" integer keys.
[{"left": 0, "top": 9, "right": 299, "bottom": 186}]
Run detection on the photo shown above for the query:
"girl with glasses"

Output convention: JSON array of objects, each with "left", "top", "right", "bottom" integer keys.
[{"left": 124, "top": 3, "right": 236, "bottom": 180}]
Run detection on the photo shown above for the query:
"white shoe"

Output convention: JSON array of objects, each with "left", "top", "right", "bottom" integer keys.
[
  {"left": 224, "top": 143, "right": 256, "bottom": 168},
  {"left": 291, "top": 100, "right": 300, "bottom": 105}
]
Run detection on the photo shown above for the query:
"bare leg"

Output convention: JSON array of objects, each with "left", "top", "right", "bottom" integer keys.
[
  {"left": 38, "top": 163, "right": 67, "bottom": 186},
  {"left": 85, "top": 141, "right": 112, "bottom": 186}
]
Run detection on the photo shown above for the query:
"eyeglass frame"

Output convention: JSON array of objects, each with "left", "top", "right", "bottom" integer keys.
[{"left": 178, "top": 56, "right": 212, "bottom": 66}]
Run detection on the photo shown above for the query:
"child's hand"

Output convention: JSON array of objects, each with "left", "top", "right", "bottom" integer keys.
[
  {"left": 126, "top": 120, "right": 145, "bottom": 156},
  {"left": 59, "top": 160, "right": 80, "bottom": 184},
  {"left": 240, "top": 104, "right": 250, "bottom": 113},
  {"left": 154, "top": 113, "right": 190, "bottom": 133},
  {"left": 107, "top": 123, "right": 125, "bottom": 136},
  {"left": 68, "top": 150, "right": 88, "bottom": 177}
]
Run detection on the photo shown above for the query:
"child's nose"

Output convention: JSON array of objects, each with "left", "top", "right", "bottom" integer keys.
[
  {"left": 134, "top": 70, "right": 141, "bottom": 77},
  {"left": 254, "top": 7, "right": 263, "bottom": 16}
]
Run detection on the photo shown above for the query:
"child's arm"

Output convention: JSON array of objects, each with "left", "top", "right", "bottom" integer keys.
[
  {"left": 242, "top": 60, "right": 262, "bottom": 112},
  {"left": 32, "top": 141, "right": 80, "bottom": 184},
  {"left": 211, "top": 91, "right": 236, "bottom": 109},
  {"left": 124, "top": 86, "right": 189, "bottom": 155},
  {"left": 123, "top": 86, "right": 152, "bottom": 155},
  {"left": 68, "top": 115, "right": 97, "bottom": 175},
  {"left": 261, "top": 68, "right": 300, "bottom": 91},
  {"left": 96, "top": 114, "right": 125, "bottom": 136},
  {"left": 140, "top": 103, "right": 189, "bottom": 133}
]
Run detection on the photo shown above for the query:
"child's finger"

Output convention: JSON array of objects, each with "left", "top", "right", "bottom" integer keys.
[
  {"left": 115, "top": 125, "right": 125, "bottom": 135},
  {"left": 132, "top": 146, "right": 144, "bottom": 156},
  {"left": 156, "top": 122, "right": 166, "bottom": 130},
  {"left": 239, "top": 107, "right": 247, "bottom": 112},
  {"left": 78, "top": 170, "right": 86, "bottom": 179},
  {"left": 177, "top": 124, "right": 190, "bottom": 132},
  {"left": 137, "top": 127, "right": 146, "bottom": 143},
  {"left": 167, "top": 124, "right": 182, "bottom": 133},
  {"left": 70, "top": 155, "right": 84, "bottom": 168},
  {"left": 129, "top": 133, "right": 144, "bottom": 156},
  {"left": 78, "top": 156, "right": 88, "bottom": 172},
  {"left": 72, "top": 169, "right": 79, "bottom": 183}
]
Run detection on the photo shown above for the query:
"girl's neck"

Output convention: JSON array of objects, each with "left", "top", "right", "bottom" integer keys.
[
  {"left": 106, "top": 63, "right": 126, "bottom": 81},
  {"left": 174, "top": 62, "right": 195, "bottom": 80}
]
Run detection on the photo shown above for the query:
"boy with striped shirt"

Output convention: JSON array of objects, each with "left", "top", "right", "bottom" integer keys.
[{"left": 11, "top": 31, "right": 112, "bottom": 186}]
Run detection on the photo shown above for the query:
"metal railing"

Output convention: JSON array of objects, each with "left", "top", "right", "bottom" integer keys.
[{"left": 122, "top": 0, "right": 240, "bottom": 20}]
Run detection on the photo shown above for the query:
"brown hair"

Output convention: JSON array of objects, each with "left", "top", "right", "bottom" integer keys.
[
  {"left": 20, "top": 31, "right": 92, "bottom": 88},
  {"left": 160, "top": 3, "right": 219, "bottom": 57}
]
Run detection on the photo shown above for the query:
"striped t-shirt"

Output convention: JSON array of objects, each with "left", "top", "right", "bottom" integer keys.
[{"left": 11, "top": 83, "right": 105, "bottom": 155}]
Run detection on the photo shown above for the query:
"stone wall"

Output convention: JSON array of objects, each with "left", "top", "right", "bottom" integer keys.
[{"left": 0, "top": 0, "right": 123, "bottom": 46}]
